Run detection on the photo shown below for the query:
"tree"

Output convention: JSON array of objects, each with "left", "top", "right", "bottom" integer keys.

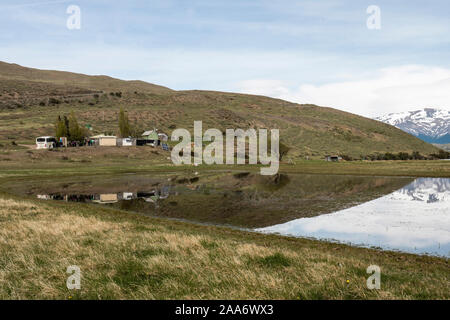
[
  {"left": 118, "top": 107, "right": 131, "bottom": 137},
  {"left": 130, "top": 118, "right": 143, "bottom": 138},
  {"left": 68, "top": 111, "right": 84, "bottom": 142},
  {"left": 279, "top": 142, "right": 291, "bottom": 161},
  {"left": 55, "top": 116, "right": 67, "bottom": 140}
]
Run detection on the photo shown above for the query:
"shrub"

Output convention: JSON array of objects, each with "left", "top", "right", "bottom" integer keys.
[
  {"left": 398, "top": 152, "right": 410, "bottom": 160},
  {"left": 430, "top": 150, "right": 450, "bottom": 159},
  {"left": 49, "top": 98, "right": 60, "bottom": 105},
  {"left": 340, "top": 154, "right": 353, "bottom": 161}
]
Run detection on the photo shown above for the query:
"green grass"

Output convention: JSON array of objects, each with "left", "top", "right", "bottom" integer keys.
[
  {"left": 1, "top": 148, "right": 449, "bottom": 179},
  {"left": 249, "top": 252, "right": 292, "bottom": 268}
]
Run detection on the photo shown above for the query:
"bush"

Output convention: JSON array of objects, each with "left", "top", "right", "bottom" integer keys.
[
  {"left": 366, "top": 151, "right": 427, "bottom": 161},
  {"left": 340, "top": 154, "right": 353, "bottom": 161},
  {"left": 430, "top": 150, "right": 450, "bottom": 159},
  {"left": 412, "top": 151, "right": 424, "bottom": 160},
  {"left": 398, "top": 152, "right": 410, "bottom": 160},
  {"left": 49, "top": 98, "right": 60, "bottom": 105}
]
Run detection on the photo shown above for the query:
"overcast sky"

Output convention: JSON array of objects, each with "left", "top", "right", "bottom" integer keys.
[{"left": 0, "top": 0, "right": 449, "bottom": 117}]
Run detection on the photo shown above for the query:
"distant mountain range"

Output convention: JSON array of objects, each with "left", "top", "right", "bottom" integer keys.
[{"left": 375, "top": 108, "right": 450, "bottom": 144}]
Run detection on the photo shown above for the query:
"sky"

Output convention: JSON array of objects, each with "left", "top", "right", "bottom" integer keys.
[{"left": 0, "top": 0, "right": 449, "bottom": 117}]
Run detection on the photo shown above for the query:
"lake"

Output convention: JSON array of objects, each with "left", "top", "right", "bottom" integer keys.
[
  {"left": 6, "top": 172, "right": 449, "bottom": 257},
  {"left": 258, "top": 177, "right": 450, "bottom": 257}
]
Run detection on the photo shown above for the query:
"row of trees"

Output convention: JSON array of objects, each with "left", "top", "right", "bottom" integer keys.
[
  {"left": 118, "top": 107, "right": 148, "bottom": 138},
  {"left": 340, "top": 150, "right": 450, "bottom": 161},
  {"left": 55, "top": 111, "right": 88, "bottom": 142},
  {"left": 55, "top": 108, "right": 141, "bottom": 142}
]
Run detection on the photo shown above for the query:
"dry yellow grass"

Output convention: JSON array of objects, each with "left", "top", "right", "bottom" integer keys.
[{"left": 0, "top": 196, "right": 448, "bottom": 300}]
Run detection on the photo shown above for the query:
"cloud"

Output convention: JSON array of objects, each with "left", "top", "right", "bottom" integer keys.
[{"left": 237, "top": 65, "right": 450, "bottom": 117}]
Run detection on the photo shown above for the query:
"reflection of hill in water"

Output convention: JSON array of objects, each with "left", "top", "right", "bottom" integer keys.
[
  {"left": 390, "top": 178, "right": 450, "bottom": 203},
  {"left": 18, "top": 172, "right": 414, "bottom": 228}
]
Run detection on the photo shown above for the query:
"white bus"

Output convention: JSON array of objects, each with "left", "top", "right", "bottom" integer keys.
[{"left": 36, "top": 136, "right": 57, "bottom": 149}]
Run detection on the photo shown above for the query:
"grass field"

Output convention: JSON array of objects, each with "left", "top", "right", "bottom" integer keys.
[
  {"left": 0, "top": 192, "right": 448, "bottom": 300},
  {"left": 1, "top": 147, "right": 450, "bottom": 178}
]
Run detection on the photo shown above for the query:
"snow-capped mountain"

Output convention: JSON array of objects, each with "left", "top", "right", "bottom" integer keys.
[{"left": 375, "top": 108, "right": 450, "bottom": 144}]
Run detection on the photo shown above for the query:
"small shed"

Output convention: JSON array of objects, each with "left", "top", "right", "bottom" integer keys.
[
  {"left": 158, "top": 132, "right": 169, "bottom": 142},
  {"left": 116, "top": 138, "right": 136, "bottom": 147},
  {"left": 141, "top": 130, "right": 160, "bottom": 146},
  {"left": 325, "top": 155, "right": 341, "bottom": 162},
  {"left": 142, "top": 130, "right": 159, "bottom": 140},
  {"left": 91, "top": 135, "right": 117, "bottom": 147}
]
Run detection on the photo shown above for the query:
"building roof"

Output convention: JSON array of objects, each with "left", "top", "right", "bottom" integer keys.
[
  {"left": 142, "top": 130, "right": 159, "bottom": 140},
  {"left": 91, "top": 135, "right": 117, "bottom": 139}
]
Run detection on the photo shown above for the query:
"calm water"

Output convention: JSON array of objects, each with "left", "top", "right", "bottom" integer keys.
[
  {"left": 258, "top": 178, "right": 450, "bottom": 257},
  {"left": 7, "top": 172, "right": 449, "bottom": 257},
  {"left": 12, "top": 172, "right": 411, "bottom": 228}
]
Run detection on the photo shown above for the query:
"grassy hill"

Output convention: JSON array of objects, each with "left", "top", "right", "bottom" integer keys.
[
  {"left": 0, "top": 61, "right": 172, "bottom": 94},
  {"left": 0, "top": 61, "right": 440, "bottom": 159},
  {"left": 435, "top": 144, "right": 450, "bottom": 152}
]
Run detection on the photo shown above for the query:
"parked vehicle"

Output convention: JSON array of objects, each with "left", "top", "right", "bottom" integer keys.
[{"left": 36, "top": 136, "right": 57, "bottom": 149}]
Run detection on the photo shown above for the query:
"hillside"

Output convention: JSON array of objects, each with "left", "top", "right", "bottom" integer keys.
[
  {"left": 435, "top": 144, "right": 450, "bottom": 152},
  {"left": 0, "top": 61, "right": 440, "bottom": 159},
  {"left": 0, "top": 61, "right": 172, "bottom": 95}
]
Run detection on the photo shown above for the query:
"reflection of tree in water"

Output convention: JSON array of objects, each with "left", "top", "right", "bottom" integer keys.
[{"left": 255, "top": 174, "right": 291, "bottom": 191}]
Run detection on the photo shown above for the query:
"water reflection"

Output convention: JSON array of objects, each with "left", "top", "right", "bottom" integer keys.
[
  {"left": 37, "top": 185, "right": 172, "bottom": 207},
  {"left": 258, "top": 178, "right": 450, "bottom": 257},
  {"left": 21, "top": 173, "right": 412, "bottom": 228}
]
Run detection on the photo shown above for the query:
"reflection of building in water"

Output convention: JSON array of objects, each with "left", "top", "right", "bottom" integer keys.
[
  {"left": 121, "top": 192, "right": 135, "bottom": 200},
  {"left": 93, "top": 194, "right": 118, "bottom": 204},
  {"left": 136, "top": 186, "right": 172, "bottom": 208},
  {"left": 36, "top": 186, "right": 172, "bottom": 206},
  {"left": 137, "top": 191, "right": 159, "bottom": 207},
  {"left": 37, "top": 194, "right": 53, "bottom": 200},
  {"left": 159, "top": 186, "right": 170, "bottom": 199}
]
